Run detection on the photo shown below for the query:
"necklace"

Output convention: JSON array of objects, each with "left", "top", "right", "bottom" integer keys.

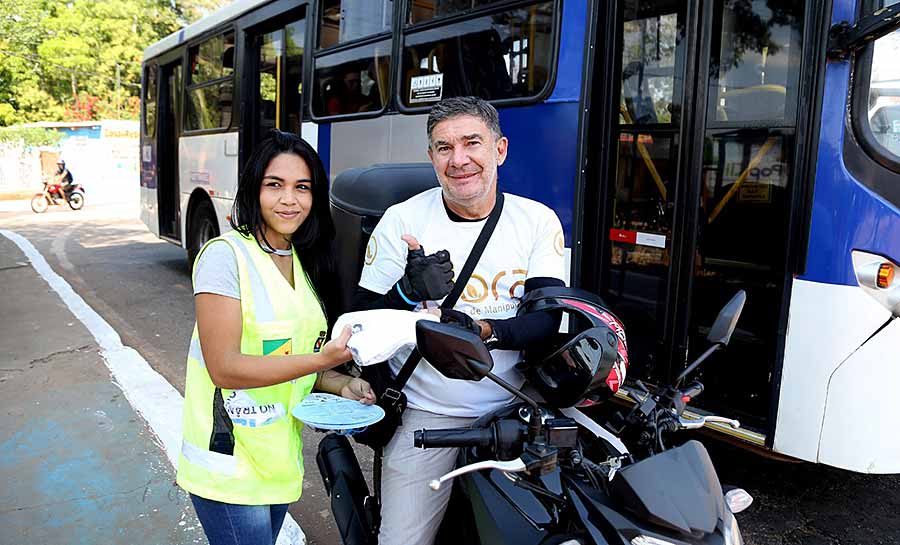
[{"left": 261, "top": 239, "right": 292, "bottom": 256}]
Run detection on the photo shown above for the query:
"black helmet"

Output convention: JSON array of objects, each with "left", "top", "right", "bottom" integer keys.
[{"left": 516, "top": 287, "right": 628, "bottom": 408}]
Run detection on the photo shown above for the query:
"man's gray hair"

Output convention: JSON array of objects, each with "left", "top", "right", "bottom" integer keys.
[{"left": 427, "top": 96, "right": 503, "bottom": 147}]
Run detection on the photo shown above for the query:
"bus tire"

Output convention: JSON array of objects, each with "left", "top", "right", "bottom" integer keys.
[{"left": 187, "top": 200, "right": 219, "bottom": 268}]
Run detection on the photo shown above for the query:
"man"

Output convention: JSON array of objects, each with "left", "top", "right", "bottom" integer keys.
[
  {"left": 54, "top": 160, "right": 74, "bottom": 194},
  {"left": 354, "top": 96, "right": 566, "bottom": 545}
]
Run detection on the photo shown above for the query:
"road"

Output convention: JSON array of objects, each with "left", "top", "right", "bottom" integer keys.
[{"left": 1, "top": 201, "right": 898, "bottom": 545}]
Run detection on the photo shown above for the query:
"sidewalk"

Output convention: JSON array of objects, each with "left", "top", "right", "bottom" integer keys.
[{"left": 0, "top": 232, "right": 205, "bottom": 545}]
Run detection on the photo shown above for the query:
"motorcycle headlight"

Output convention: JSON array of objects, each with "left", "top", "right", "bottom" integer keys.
[{"left": 722, "top": 512, "right": 744, "bottom": 545}]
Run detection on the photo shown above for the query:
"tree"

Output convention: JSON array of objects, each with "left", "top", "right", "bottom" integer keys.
[{"left": 0, "top": 0, "right": 230, "bottom": 125}]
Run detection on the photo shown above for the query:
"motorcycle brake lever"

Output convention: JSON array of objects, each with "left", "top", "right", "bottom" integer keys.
[
  {"left": 428, "top": 458, "right": 526, "bottom": 491},
  {"left": 677, "top": 415, "right": 741, "bottom": 430}
]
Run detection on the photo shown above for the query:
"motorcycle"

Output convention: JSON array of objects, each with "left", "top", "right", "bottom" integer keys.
[
  {"left": 318, "top": 290, "right": 753, "bottom": 545},
  {"left": 31, "top": 178, "right": 85, "bottom": 213}
]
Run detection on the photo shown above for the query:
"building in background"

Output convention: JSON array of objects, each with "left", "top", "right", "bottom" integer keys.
[{"left": 0, "top": 120, "right": 139, "bottom": 204}]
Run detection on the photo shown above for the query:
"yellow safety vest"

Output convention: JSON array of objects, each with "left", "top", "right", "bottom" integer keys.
[{"left": 176, "top": 230, "right": 327, "bottom": 505}]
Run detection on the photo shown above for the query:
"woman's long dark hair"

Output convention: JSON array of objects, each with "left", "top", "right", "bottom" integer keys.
[{"left": 230, "top": 130, "right": 340, "bottom": 326}]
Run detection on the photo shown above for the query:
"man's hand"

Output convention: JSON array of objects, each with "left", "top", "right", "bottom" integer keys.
[
  {"left": 438, "top": 308, "right": 483, "bottom": 338},
  {"left": 340, "top": 377, "right": 376, "bottom": 405},
  {"left": 396, "top": 235, "right": 454, "bottom": 303}
]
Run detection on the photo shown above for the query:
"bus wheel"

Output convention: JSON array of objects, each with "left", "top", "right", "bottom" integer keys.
[{"left": 187, "top": 200, "right": 219, "bottom": 267}]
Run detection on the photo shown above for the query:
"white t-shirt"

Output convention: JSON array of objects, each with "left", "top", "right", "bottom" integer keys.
[{"left": 359, "top": 187, "right": 566, "bottom": 417}]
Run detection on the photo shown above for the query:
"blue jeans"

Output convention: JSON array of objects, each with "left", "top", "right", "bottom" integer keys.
[{"left": 190, "top": 494, "right": 289, "bottom": 545}]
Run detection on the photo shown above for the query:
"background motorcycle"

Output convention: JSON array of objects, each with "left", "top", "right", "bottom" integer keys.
[
  {"left": 31, "top": 178, "right": 85, "bottom": 213},
  {"left": 408, "top": 290, "right": 753, "bottom": 545}
]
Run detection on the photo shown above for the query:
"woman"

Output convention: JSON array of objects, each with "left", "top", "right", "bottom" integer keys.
[{"left": 177, "top": 130, "right": 374, "bottom": 545}]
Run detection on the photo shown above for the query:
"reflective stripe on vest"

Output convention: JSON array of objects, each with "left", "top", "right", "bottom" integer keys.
[{"left": 176, "top": 230, "right": 326, "bottom": 505}]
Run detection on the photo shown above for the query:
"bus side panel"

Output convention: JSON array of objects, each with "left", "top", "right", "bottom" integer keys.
[
  {"left": 497, "top": 102, "right": 580, "bottom": 243},
  {"left": 775, "top": 38, "right": 900, "bottom": 470},
  {"left": 818, "top": 319, "right": 900, "bottom": 473},
  {"left": 302, "top": 121, "right": 319, "bottom": 154},
  {"left": 140, "top": 134, "right": 159, "bottom": 237},
  {"left": 179, "top": 132, "right": 240, "bottom": 241},
  {"left": 775, "top": 279, "right": 890, "bottom": 465}
]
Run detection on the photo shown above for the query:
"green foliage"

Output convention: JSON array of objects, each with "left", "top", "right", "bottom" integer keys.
[
  {"left": 0, "top": 0, "right": 229, "bottom": 126},
  {"left": 0, "top": 126, "right": 64, "bottom": 147}
]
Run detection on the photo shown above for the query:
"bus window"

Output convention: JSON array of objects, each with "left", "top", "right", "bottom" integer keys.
[
  {"left": 191, "top": 33, "right": 235, "bottom": 83},
  {"left": 863, "top": 27, "right": 900, "bottom": 159},
  {"left": 284, "top": 20, "right": 306, "bottom": 134},
  {"left": 620, "top": 5, "right": 681, "bottom": 125},
  {"left": 400, "top": 2, "right": 554, "bottom": 108},
  {"left": 408, "top": 0, "right": 515, "bottom": 25},
  {"left": 186, "top": 32, "right": 235, "bottom": 131},
  {"left": 258, "top": 31, "right": 281, "bottom": 134},
  {"left": 251, "top": 19, "right": 306, "bottom": 143},
  {"left": 143, "top": 65, "right": 157, "bottom": 137},
  {"left": 707, "top": 0, "right": 802, "bottom": 124},
  {"left": 319, "top": 0, "right": 392, "bottom": 49},
  {"left": 312, "top": 39, "right": 391, "bottom": 117}
]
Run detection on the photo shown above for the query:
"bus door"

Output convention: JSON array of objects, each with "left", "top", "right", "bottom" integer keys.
[
  {"left": 157, "top": 61, "right": 183, "bottom": 241},
  {"left": 581, "top": 0, "right": 807, "bottom": 433},
  {"left": 244, "top": 10, "right": 307, "bottom": 151}
]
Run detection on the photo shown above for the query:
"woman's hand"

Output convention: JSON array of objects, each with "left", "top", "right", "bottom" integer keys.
[
  {"left": 318, "top": 325, "right": 353, "bottom": 368},
  {"left": 340, "top": 377, "right": 376, "bottom": 405}
]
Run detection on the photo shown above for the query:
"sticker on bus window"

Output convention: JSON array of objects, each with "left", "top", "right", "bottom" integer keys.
[
  {"left": 410, "top": 74, "right": 443, "bottom": 104},
  {"left": 609, "top": 229, "right": 666, "bottom": 249}
]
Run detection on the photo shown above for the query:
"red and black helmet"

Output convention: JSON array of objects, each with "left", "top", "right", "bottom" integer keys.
[{"left": 516, "top": 287, "right": 628, "bottom": 408}]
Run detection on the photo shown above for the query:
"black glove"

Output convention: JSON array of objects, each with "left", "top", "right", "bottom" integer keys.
[
  {"left": 396, "top": 247, "right": 454, "bottom": 302},
  {"left": 440, "top": 308, "right": 482, "bottom": 338}
]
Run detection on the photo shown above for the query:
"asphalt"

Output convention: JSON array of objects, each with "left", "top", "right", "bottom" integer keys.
[{"left": 0, "top": 232, "right": 204, "bottom": 545}]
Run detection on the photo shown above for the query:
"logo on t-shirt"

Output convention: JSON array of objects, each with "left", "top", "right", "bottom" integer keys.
[
  {"left": 457, "top": 269, "right": 528, "bottom": 316},
  {"left": 365, "top": 236, "right": 378, "bottom": 265}
]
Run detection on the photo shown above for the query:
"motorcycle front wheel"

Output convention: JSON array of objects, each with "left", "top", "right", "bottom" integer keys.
[
  {"left": 68, "top": 191, "right": 85, "bottom": 210},
  {"left": 31, "top": 194, "right": 48, "bottom": 213}
]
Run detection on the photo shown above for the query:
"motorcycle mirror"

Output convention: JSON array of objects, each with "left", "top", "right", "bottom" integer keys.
[
  {"left": 706, "top": 290, "right": 746, "bottom": 346},
  {"left": 415, "top": 320, "right": 494, "bottom": 381}
]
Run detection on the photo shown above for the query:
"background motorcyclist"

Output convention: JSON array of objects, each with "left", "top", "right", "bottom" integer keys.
[{"left": 54, "top": 159, "right": 74, "bottom": 195}]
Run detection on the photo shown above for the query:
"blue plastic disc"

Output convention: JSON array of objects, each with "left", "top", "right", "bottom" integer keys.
[{"left": 292, "top": 393, "right": 385, "bottom": 430}]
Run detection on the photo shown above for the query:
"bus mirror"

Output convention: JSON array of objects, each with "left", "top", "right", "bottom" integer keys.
[{"left": 707, "top": 291, "right": 746, "bottom": 346}]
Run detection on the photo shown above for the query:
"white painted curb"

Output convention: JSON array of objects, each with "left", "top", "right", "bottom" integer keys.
[{"left": 0, "top": 229, "right": 307, "bottom": 545}]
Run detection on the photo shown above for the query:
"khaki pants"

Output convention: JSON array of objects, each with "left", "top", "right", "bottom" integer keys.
[{"left": 378, "top": 408, "right": 477, "bottom": 545}]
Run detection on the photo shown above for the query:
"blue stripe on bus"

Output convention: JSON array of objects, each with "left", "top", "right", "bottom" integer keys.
[
  {"left": 319, "top": 123, "right": 332, "bottom": 178},
  {"left": 802, "top": 58, "right": 900, "bottom": 286},
  {"left": 548, "top": 0, "right": 587, "bottom": 104},
  {"left": 497, "top": 101, "right": 580, "bottom": 245}
]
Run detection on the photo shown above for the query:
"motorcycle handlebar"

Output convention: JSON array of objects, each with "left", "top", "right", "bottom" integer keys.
[{"left": 414, "top": 427, "right": 495, "bottom": 449}]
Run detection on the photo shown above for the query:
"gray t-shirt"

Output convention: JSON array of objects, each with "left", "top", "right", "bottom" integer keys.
[{"left": 193, "top": 240, "right": 240, "bottom": 300}]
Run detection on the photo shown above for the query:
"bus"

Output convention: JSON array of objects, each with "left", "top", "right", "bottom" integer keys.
[{"left": 141, "top": 0, "right": 900, "bottom": 473}]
